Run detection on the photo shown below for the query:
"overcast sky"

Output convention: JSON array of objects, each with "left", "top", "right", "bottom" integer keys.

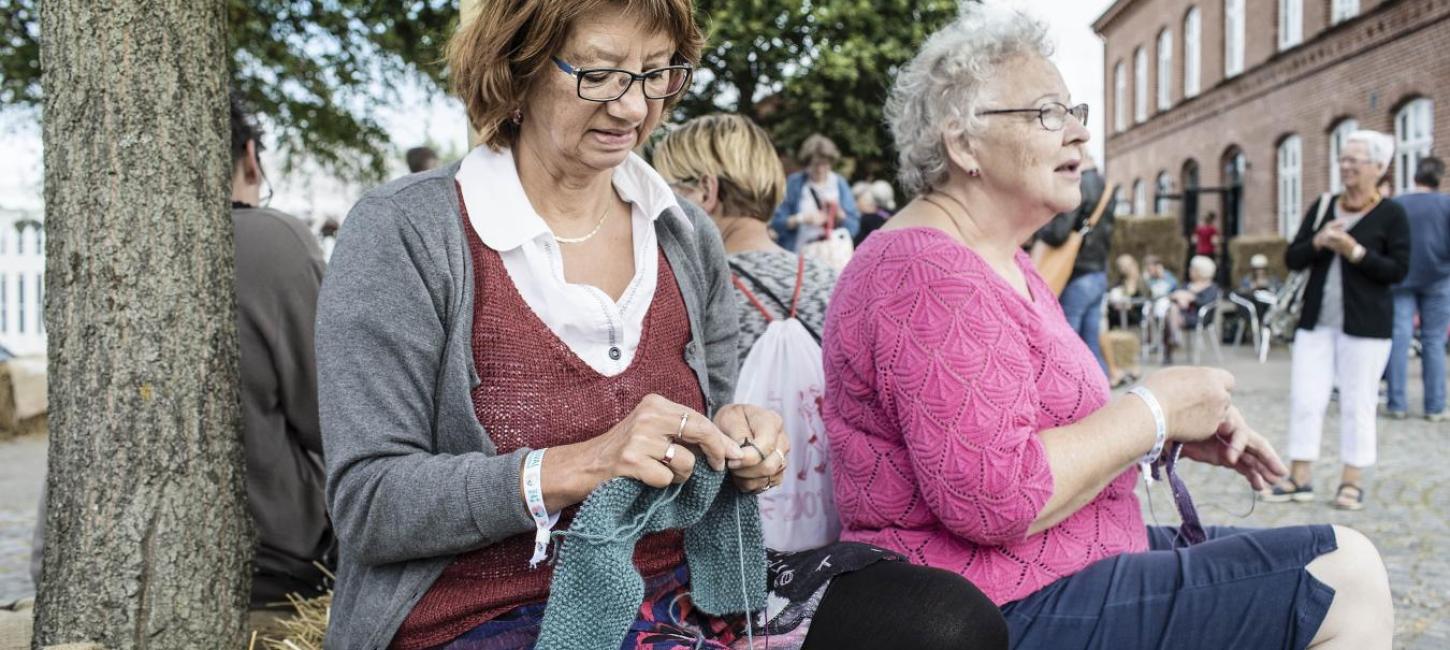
[{"left": 0, "top": 0, "right": 1117, "bottom": 219}]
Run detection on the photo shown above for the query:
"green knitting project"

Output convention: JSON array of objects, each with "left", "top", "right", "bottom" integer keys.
[{"left": 536, "top": 459, "right": 767, "bottom": 649}]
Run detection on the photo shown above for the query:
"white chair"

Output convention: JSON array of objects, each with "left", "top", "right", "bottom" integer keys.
[{"left": 1189, "top": 299, "right": 1224, "bottom": 365}]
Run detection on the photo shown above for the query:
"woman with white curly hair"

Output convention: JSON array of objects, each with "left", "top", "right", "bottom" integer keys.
[
  {"left": 822, "top": 3, "right": 1393, "bottom": 648},
  {"left": 1265, "top": 130, "right": 1410, "bottom": 512}
]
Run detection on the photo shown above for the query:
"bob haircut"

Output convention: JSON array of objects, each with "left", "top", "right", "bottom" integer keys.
[
  {"left": 652, "top": 114, "right": 787, "bottom": 222},
  {"left": 448, "top": 0, "right": 704, "bottom": 150}
]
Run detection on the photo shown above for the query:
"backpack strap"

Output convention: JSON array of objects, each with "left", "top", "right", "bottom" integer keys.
[{"left": 728, "top": 258, "right": 823, "bottom": 343}]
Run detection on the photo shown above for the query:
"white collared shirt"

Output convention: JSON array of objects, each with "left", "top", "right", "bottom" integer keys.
[{"left": 456, "top": 146, "right": 690, "bottom": 376}]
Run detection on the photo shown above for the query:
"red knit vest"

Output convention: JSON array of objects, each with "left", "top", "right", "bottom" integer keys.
[{"left": 391, "top": 201, "right": 701, "bottom": 649}]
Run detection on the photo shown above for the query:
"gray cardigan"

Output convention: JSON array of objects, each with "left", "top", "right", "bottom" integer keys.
[{"left": 315, "top": 162, "right": 741, "bottom": 649}]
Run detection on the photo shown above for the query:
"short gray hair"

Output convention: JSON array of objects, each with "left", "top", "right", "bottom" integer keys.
[
  {"left": 886, "top": 2, "right": 1052, "bottom": 194},
  {"left": 1189, "top": 255, "right": 1217, "bottom": 281},
  {"left": 1344, "top": 129, "right": 1396, "bottom": 169}
]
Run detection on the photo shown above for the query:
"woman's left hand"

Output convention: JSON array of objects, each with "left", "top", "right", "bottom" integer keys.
[
  {"left": 1179, "top": 406, "right": 1288, "bottom": 491},
  {"left": 713, "top": 404, "right": 790, "bottom": 494}
]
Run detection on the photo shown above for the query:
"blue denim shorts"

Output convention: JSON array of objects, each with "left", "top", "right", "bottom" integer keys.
[{"left": 1001, "top": 525, "right": 1337, "bottom": 650}]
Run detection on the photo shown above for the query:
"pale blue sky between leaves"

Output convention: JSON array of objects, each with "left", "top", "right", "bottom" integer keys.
[{"left": 0, "top": 0, "right": 1116, "bottom": 223}]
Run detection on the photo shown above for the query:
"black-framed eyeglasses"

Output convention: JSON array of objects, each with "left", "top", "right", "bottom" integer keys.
[
  {"left": 552, "top": 57, "right": 693, "bottom": 102},
  {"left": 976, "top": 102, "right": 1089, "bottom": 131}
]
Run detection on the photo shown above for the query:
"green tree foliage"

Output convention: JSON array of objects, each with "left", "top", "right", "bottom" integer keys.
[
  {"left": 2, "top": 0, "right": 455, "bottom": 181},
  {"left": 5, "top": 0, "right": 967, "bottom": 183},
  {"left": 683, "top": 0, "right": 963, "bottom": 181}
]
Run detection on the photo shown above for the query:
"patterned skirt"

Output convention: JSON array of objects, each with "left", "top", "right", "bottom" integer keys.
[{"left": 431, "top": 542, "right": 900, "bottom": 650}]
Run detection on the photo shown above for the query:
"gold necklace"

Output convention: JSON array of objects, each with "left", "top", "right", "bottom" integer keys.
[
  {"left": 920, "top": 192, "right": 975, "bottom": 243},
  {"left": 1339, "top": 191, "right": 1381, "bottom": 213},
  {"left": 551, "top": 203, "right": 612, "bottom": 245}
]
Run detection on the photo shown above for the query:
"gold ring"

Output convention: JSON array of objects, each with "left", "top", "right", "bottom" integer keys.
[
  {"left": 675, "top": 413, "right": 689, "bottom": 441},
  {"left": 662, "top": 443, "right": 677, "bottom": 464}
]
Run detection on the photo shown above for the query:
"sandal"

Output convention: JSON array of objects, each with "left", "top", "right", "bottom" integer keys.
[
  {"left": 1332, "top": 483, "right": 1365, "bottom": 511},
  {"left": 1260, "top": 479, "right": 1314, "bottom": 503}
]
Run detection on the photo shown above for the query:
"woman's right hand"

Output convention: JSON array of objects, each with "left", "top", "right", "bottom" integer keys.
[
  {"left": 1140, "top": 367, "right": 1235, "bottom": 443},
  {"left": 584, "top": 394, "right": 744, "bottom": 489}
]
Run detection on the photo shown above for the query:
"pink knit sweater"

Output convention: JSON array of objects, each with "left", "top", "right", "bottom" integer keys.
[{"left": 823, "top": 228, "right": 1148, "bottom": 605}]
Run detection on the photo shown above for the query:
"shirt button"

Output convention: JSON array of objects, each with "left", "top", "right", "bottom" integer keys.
[{"left": 608, "top": 346, "right": 622, "bottom": 361}]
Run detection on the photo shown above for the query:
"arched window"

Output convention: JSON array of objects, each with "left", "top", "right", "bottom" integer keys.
[
  {"left": 1332, "top": 0, "right": 1360, "bottom": 25},
  {"left": 1114, "top": 61, "right": 1128, "bottom": 132},
  {"left": 1329, "top": 118, "right": 1359, "bottom": 194},
  {"left": 1133, "top": 179, "right": 1148, "bottom": 216},
  {"left": 1224, "top": 0, "right": 1245, "bottom": 78},
  {"left": 1277, "top": 135, "right": 1303, "bottom": 237},
  {"left": 1156, "top": 171, "right": 1174, "bottom": 215},
  {"left": 1156, "top": 30, "right": 1174, "bottom": 111},
  {"left": 1395, "top": 98, "right": 1435, "bottom": 194},
  {"left": 1113, "top": 185, "right": 1129, "bottom": 216},
  {"left": 1278, "top": 0, "right": 1302, "bottom": 51},
  {"left": 1183, "top": 7, "right": 1202, "bottom": 98},
  {"left": 1134, "top": 47, "right": 1148, "bottom": 123}
]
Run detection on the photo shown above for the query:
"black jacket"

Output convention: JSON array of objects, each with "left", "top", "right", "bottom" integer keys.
[
  {"left": 1285, "top": 195, "right": 1410, "bottom": 339},
  {"left": 1037, "top": 168, "right": 1116, "bottom": 279}
]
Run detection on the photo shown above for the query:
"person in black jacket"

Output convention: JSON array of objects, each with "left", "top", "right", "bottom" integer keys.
[
  {"left": 1035, "top": 153, "right": 1116, "bottom": 374},
  {"left": 1265, "top": 130, "right": 1410, "bottom": 512}
]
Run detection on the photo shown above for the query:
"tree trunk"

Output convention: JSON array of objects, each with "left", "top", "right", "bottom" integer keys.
[{"left": 34, "top": 1, "right": 250, "bottom": 648}]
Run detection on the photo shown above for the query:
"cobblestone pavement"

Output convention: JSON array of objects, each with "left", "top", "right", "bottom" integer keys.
[
  {"left": 0, "top": 434, "right": 43, "bottom": 604},
  {"left": 0, "top": 346, "right": 1444, "bottom": 644},
  {"left": 1133, "top": 346, "right": 1449, "bottom": 649}
]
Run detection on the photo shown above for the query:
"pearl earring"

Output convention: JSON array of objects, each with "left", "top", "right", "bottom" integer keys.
[{"left": 510, "top": 109, "right": 523, "bottom": 125}]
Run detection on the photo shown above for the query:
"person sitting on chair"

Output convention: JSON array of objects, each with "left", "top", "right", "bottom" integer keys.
[{"left": 1164, "top": 255, "right": 1219, "bottom": 364}]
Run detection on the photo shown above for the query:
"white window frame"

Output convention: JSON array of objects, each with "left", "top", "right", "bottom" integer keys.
[
  {"left": 1396, "top": 99, "right": 1435, "bottom": 194},
  {"left": 1329, "top": 119, "right": 1359, "bottom": 194},
  {"left": 1133, "top": 179, "right": 1148, "bottom": 216},
  {"left": 1332, "top": 0, "right": 1360, "bottom": 25},
  {"left": 17, "top": 275, "right": 25, "bottom": 335},
  {"left": 1113, "top": 186, "right": 1130, "bottom": 216},
  {"left": 1278, "top": 0, "right": 1302, "bottom": 51},
  {"left": 1184, "top": 7, "right": 1202, "bottom": 98},
  {"left": 1224, "top": 0, "right": 1245, "bottom": 78},
  {"left": 1277, "top": 136, "right": 1303, "bottom": 237},
  {"left": 1155, "top": 171, "right": 1174, "bottom": 215},
  {"left": 1114, "top": 61, "right": 1127, "bottom": 132},
  {"left": 1156, "top": 30, "right": 1174, "bottom": 111},
  {"left": 1134, "top": 47, "right": 1148, "bottom": 123}
]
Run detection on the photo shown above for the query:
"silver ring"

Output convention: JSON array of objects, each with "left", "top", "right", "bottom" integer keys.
[
  {"left": 772, "top": 448, "right": 787, "bottom": 465},
  {"left": 675, "top": 413, "right": 689, "bottom": 441},
  {"left": 662, "top": 443, "right": 677, "bottom": 463}
]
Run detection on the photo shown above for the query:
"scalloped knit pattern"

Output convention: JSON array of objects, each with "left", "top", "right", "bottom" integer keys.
[{"left": 822, "top": 228, "right": 1148, "bottom": 605}]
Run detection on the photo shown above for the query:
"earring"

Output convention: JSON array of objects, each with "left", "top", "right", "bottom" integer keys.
[
  {"left": 510, "top": 109, "right": 523, "bottom": 125},
  {"left": 968, "top": 168, "right": 981, "bottom": 177}
]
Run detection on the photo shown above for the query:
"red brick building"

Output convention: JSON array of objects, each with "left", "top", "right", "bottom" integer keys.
[{"left": 1094, "top": 0, "right": 1448, "bottom": 240}]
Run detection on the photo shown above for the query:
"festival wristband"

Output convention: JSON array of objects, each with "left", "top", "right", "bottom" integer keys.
[
  {"left": 522, "top": 448, "right": 560, "bottom": 568},
  {"left": 1128, "top": 386, "right": 1168, "bottom": 483}
]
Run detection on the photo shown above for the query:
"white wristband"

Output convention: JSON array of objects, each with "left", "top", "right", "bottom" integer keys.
[
  {"left": 1128, "top": 386, "right": 1168, "bottom": 482},
  {"left": 522, "top": 448, "right": 560, "bottom": 568}
]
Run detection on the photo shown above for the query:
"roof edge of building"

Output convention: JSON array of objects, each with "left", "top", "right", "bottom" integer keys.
[{"left": 1092, "top": 0, "right": 1140, "bottom": 35}]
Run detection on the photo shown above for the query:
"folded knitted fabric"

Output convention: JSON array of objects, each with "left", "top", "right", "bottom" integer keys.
[{"left": 536, "top": 460, "right": 767, "bottom": 650}]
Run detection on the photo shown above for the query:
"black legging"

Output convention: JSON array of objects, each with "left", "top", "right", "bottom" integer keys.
[{"left": 801, "top": 560, "right": 1009, "bottom": 650}]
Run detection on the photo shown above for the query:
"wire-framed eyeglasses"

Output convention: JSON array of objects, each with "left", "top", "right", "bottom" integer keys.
[
  {"left": 976, "top": 102, "right": 1089, "bottom": 131},
  {"left": 552, "top": 57, "right": 693, "bottom": 102}
]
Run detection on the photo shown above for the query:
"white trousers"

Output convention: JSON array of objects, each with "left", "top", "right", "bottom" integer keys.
[{"left": 1287, "top": 326, "right": 1393, "bottom": 467}]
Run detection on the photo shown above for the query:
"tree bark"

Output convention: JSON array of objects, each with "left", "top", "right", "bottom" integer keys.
[{"left": 34, "top": 1, "right": 250, "bottom": 648}]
